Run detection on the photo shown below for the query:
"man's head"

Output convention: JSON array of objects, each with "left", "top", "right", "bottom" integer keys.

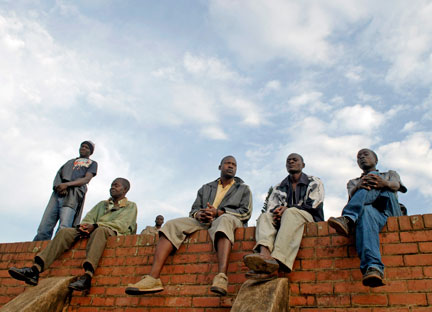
[
  {"left": 155, "top": 215, "right": 164, "bottom": 227},
  {"left": 357, "top": 148, "right": 378, "bottom": 172},
  {"left": 80, "top": 141, "right": 95, "bottom": 158},
  {"left": 219, "top": 155, "right": 237, "bottom": 179},
  {"left": 286, "top": 153, "right": 305, "bottom": 175},
  {"left": 109, "top": 178, "right": 130, "bottom": 200}
]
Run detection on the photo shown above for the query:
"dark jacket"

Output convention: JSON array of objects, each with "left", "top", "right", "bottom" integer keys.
[
  {"left": 265, "top": 173, "right": 324, "bottom": 222},
  {"left": 189, "top": 177, "right": 253, "bottom": 224}
]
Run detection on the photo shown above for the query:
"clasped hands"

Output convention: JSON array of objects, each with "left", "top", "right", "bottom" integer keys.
[
  {"left": 78, "top": 223, "right": 96, "bottom": 237},
  {"left": 358, "top": 173, "right": 388, "bottom": 191},
  {"left": 195, "top": 202, "right": 221, "bottom": 224}
]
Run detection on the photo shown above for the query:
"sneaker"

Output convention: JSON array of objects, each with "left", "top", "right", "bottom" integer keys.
[
  {"left": 125, "top": 275, "right": 164, "bottom": 295},
  {"left": 328, "top": 216, "right": 351, "bottom": 236},
  {"left": 210, "top": 273, "right": 228, "bottom": 296},
  {"left": 362, "top": 267, "right": 385, "bottom": 287},
  {"left": 8, "top": 267, "right": 39, "bottom": 286},
  {"left": 68, "top": 273, "right": 92, "bottom": 291},
  {"left": 243, "top": 253, "right": 279, "bottom": 273}
]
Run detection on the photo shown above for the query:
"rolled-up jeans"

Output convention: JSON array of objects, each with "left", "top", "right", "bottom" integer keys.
[
  {"left": 34, "top": 192, "right": 77, "bottom": 241},
  {"left": 342, "top": 187, "right": 398, "bottom": 274}
]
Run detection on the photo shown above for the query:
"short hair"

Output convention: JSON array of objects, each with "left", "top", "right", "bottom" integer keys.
[
  {"left": 287, "top": 153, "right": 304, "bottom": 163},
  {"left": 156, "top": 215, "right": 164, "bottom": 219},
  {"left": 114, "top": 178, "right": 130, "bottom": 192},
  {"left": 359, "top": 149, "right": 378, "bottom": 163},
  {"left": 220, "top": 155, "right": 236, "bottom": 165}
]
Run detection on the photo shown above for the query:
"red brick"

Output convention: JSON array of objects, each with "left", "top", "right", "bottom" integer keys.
[
  {"left": 138, "top": 296, "right": 165, "bottom": 306},
  {"left": 300, "top": 282, "right": 333, "bottom": 294},
  {"left": 371, "top": 280, "right": 407, "bottom": 293},
  {"left": 290, "top": 271, "right": 316, "bottom": 282},
  {"left": 289, "top": 295, "right": 315, "bottom": 306},
  {"left": 192, "top": 297, "right": 220, "bottom": 307},
  {"left": 419, "top": 242, "right": 432, "bottom": 253},
  {"left": 386, "top": 267, "right": 424, "bottom": 279},
  {"left": 187, "top": 243, "right": 213, "bottom": 253},
  {"left": 316, "top": 295, "right": 350, "bottom": 307},
  {"left": 116, "top": 296, "right": 139, "bottom": 306},
  {"left": 334, "top": 281, "right": 366, "bottom": 294},
  {"left": 234, "top": 227, "right": 244, "bottom": 240},
  {"left": 305, "top": 222, "right": 318, "bottom": 236},
  {"left": 399, "top": 216, "right": 412, "bottom": 230},
  {"left": 407, "top": 279, "right": 432, "bottom": 291},
  {"left": 170, "top": 274, "right": 197, "bottom": 284},
  {"left": 410, "top": 215, "right": 425, "bottom": 230},
  {"left": 301, "top": 237, "right": 331, "bottom": 247},
  {"left": 382, "top": 243, "right": 418, "bottom": 255},
  {"left": 388, "top": 293, "right": 427, "bottom": 305},
  {"left": 404, "top": 254, "right": 432, "bottom": 266},
  {"left": 334, "top": 257, "right": 360, "bottom": 269},
  {"left": 380, "top": 232, "right": 400, "bottom": 243},
  {"left": 423, "top": 214, "right": 432, "bottom": 228},
  {"left": 165, "top": 296, "right": 192, "bottom": 307},
  {"left": 91, "top": 296, "right": 115, "bottom": 306},
  {"left": 244, "top": 227, "right": 255, "bottom": 240},
  {"left": 386, "top": 217, "right": 399, "bottom": 232},
  {"left": 317, "top": 270, "right": 350, "bottom": 282},
  {"left": 381, "top": 255, "right": 404, "bottom": 267},
  {"left": 184, "top": 263, "right": 211, "bottom": 274},
  {"left": 400, "top": 231, "right": 432, "bottom": 243},
  {"left": 302, "top": 259, "right": 334, "bottom": 270},
  {"left": 317, "top": 222, "right": 329, "bottom": 236},
  {"left": 94, "top": 276, "right": 122, "bottom": 285},
  {"left": 316, "top": 245, "right": 347, "bottom": 258},
  {"left": 297, "top": 247, "right": 315, "bottom": 258},
  {"left": 352, "top": 294, "right": 388, "bottom": 305}
]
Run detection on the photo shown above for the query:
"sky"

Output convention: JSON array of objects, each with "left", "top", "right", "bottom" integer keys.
[{"left": 1, "top": 0, "right": 431, "bottom": 243}]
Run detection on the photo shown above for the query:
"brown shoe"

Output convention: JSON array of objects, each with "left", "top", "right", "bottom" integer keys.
[
  {"left": 245, "top": 270, "right": 278, "bottom": 281},
  {"left": 243, "top": 253, "right": 279, "bottom": 273},
  {"left": 362, "top": 267, "right": 385, "bottom": 287},
  {"left": 328, "top": 216, "right": 351, "bottom": 236},
  {"left": 210, "top": 273, "right": 228, "bottom": 296}
]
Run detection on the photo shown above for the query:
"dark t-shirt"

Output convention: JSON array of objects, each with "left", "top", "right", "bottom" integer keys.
[{"left": 70, "top": 158, "right": 98, "bottom": 181}]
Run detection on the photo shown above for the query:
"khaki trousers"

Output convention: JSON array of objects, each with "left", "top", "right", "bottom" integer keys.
[
  {"left": 36, "top": 226, "right": 115, "bottom": 276},
  {"left": 160, "top": 214, "right": 243, "bottom": 250},
  {"left": 254, "top": 208, "right": 313, "bottom": 271}
]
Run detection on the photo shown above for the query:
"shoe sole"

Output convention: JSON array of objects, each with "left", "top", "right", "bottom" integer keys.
[
  {"left": 68, "top": 285, "right": 90, "bottom": 292},
  {"left": 328, "top": 218, "right": 349, "bottom": 236},
  {"left": 362, "top": 275, "right": 385, "bottom": 288},
  {"left": 243, "top": 254, "right": 279, "bottom": 273},
  {"left": 125, "top": 286, "right": 164, "bottom": 295},
  {"left": 245, "top": 271, "right": 278, "bottom": 281},
  {"left": 210, "top": 286, "right": 227, "bottom": 296},
  {"left": 8, "top": 268, "right": 38, "bottom": 286}
]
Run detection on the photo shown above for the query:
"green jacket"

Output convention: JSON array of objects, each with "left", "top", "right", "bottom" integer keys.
[{"left": 81, "top": 197, "right": 137, "bottom": 235}]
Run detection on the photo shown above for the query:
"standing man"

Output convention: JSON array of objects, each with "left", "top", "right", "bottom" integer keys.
[
  {"left": 141, "top": 215, "right": 164, "bottom": 235},
  {"left": 328, "top": 148, "right": 407, "bottom": 287},
  {"left": 243, "top": 153, "right": 324, "bottom": 279},
  {"left": 9, "top": 178, "right": 137, "bottom": 292},
  {"left": 126, "top": 156, "right": 252, "bottom": 296},
  {"left": 34, "top": 141, "right": 98, "bottom": 241}
]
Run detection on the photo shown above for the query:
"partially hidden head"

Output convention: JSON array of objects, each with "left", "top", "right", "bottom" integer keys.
[
  {"left": 286, "top": 153, "right": 305, "bottom": 175},
  {"left": 110, "top": 177, "right": 130, "bottom": 200},
  {"left": 219, "top": 155, "right": 237, "bottom": 179},
  {"left": 155, "top": 215, "right": 164, "bottom": 227},
  {"left": 357, "top": 148, "right": 378, "bottom": 172},
  {"left": 80, "top": 140, "right": 95, "bottom": 157}
]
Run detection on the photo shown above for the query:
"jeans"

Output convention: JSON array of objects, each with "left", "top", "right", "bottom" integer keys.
[
  {"left": 33, "top": 193, "right": 77, "bottom": 241},
  {"left": 342, "top": 187, "right": 399, "bottom": 274}
]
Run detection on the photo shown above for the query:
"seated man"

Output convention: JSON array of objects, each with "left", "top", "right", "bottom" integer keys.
[
  {"left": 243, "top": 153, "right": 324, "bottom": 279},
  {"left": 9, "top": 178, "right": 137, "bottom": 292},
  {"left": 328, "top": 148, "right": 407, "bottom": 287},
  {"left": 141, "top": 215, "right": 164, "bottom": 235},
  {"left": 126, "top": 156, "right": 252, "bottom": 296},
  {"left": 34, "top": 141, "right": 98, "bottom": 241}
]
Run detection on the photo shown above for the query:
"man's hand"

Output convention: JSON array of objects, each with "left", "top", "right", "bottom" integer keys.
[
  {"left": 272, "top": 206, "right": 288, "bottom": 224},
  {"left": 360, "top": 174, "right": 388, "bottom": 190},
  {"left": 78, "top": 223, "right": 95, "bottom": 236},
  {"left": 195, "top": 202, "right": 221, "bottom": 223},
  {"left": 55, "top": 183, "right": 69, "bottom": 194}
]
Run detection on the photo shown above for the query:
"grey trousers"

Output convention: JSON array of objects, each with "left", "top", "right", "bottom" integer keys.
[
  {"left": 160, "top": 214, "right": 243, "bottom": 250},
  {"left": 254, "top": 208, "right": 313, "bottom": 271},
  {"left": 36, "top": 226, "right": 115, "bottom": 276}
]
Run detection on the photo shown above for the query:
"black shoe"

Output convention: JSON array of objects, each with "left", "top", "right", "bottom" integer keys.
[
  {"left": 328, "top": 216, "right": 351, "bottom": 236},
  {"left": 8, "top": 267, "right": 39, "bottom": 286},
  {"left": 68, "top": 274, "right": 92, "bottom": 291},
  {"left": 362, "top": 267, "right": 385, "bottom": 287}
]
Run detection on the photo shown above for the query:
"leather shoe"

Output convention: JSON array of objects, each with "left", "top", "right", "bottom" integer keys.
[
  {"left": 328, "top": 216, "right": 352, "bottom": 236},
  {"left": 69, "top": 274, "right": 92, "bottom": 291},
  {"left": 362, "top": 267, "right": 385, "bottom": 287},
  {"left": 243, "top": 253, "right": 279, "bottom": 273},
  {"left": 8, "top": 267, "right": 39, "bottom": 286}
]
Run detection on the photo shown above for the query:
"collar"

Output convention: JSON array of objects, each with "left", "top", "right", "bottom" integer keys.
[
  {"left": 281, "top": 172, "right": 309, "bottom": 187},
  {"left": 218, "top": 178, "right": 235, "bottom": 188},
  {"left": 107, "top": 197, "right": 128, "bottom": 208}
]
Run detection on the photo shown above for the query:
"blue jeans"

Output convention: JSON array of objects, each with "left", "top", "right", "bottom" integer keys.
[
  {"left": 33, "top": 193, "right": 77, "bottom": 241},
  {"left": 342, "top": 187, "right": 399, "bottom": 274}
]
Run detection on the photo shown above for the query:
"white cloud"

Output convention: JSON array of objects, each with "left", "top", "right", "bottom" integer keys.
[
  {"left": 200, "top": 126, "right": 228, "bottom": 140},
  {"left": 331, "top": 104, "right": 385, "bottom": 134},
  {"left": 287, "top": 91, "right": 331, "bottom": 113}
]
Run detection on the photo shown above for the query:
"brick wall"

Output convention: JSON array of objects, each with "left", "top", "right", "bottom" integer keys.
[{"left": 1, "top": 214, "right": 431, "bottom": 311}]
